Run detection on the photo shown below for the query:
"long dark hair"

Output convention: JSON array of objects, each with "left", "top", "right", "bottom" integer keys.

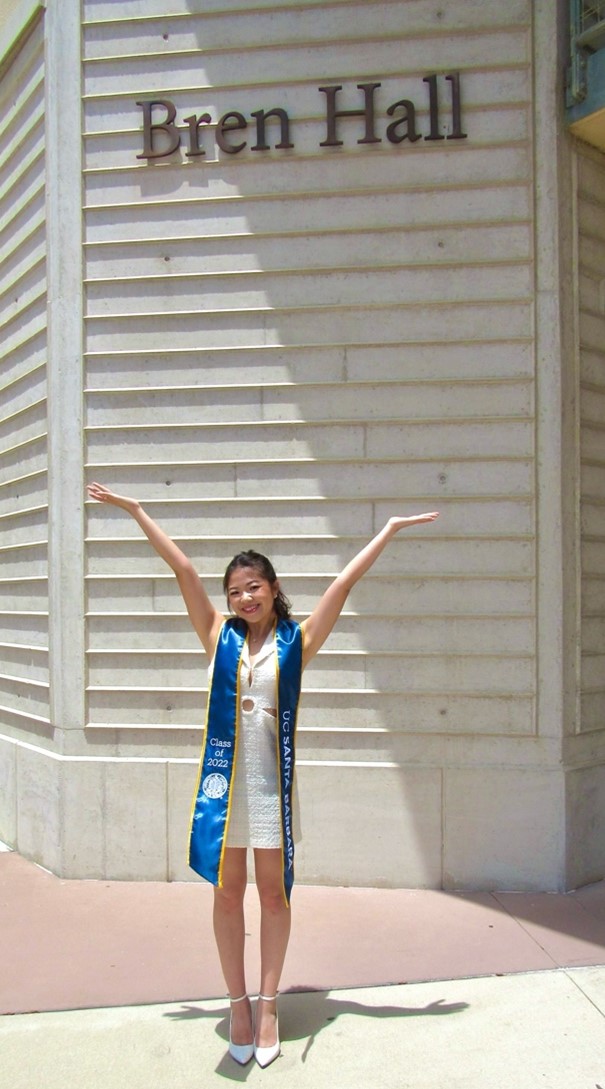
[{"left": 223, "top": 550, "right": 292, "bottom": 620}]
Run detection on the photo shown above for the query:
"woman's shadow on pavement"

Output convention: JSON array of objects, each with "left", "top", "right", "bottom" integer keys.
[{"left": 164, "top": 985, "right": 470, "bottom": 1078}]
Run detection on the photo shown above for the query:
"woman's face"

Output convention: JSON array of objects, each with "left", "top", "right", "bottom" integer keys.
[{"left": 226, "top": 566, "right": 277, "bottom": 626}]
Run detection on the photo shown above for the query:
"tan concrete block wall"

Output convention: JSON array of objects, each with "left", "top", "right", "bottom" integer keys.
[
  {"left": 566, "top": 764, "right": 605, "bottom": 888},
  {"left": 578, "top": 146, "right": 605, "bottom": 738},
  {"left": 1, "top": 0, "right": 587, "bottom": 891},
  {"left": 443, "top": 768, "right": 565, "bottom": 891},
  {"left": 14, "top": 739, "right": 61, "bottom": 873},
  {"left": 75, "top": 0, "right": 543, "bottom": 886},
  {"left": 567, "top": 142, "right": 605, "bottom": 886},
  {"left": 0, "top": 14, "right": 49, "bottom": 746}
]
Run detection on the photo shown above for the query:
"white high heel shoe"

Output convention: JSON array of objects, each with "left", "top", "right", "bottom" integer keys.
[
  {"left": 254, "top": 994, "right": 280, "bottom": 1068},
  {"left": 228, "top": 994, "right": 254, "bottom": 1065}
]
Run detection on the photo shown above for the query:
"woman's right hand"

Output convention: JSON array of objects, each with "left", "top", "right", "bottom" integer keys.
[{"left": 86, "top": 481, "right": 140, "bottom": 514}]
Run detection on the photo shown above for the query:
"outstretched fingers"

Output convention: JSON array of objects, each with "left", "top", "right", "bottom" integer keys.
[
  {"left": 87, "top": 481, "right": 123, "bottom": 503},
  {"left": 389, "top": 511, "right": 440, "bottom": 531},
  {"left": 87, "top": 481, "right": 109, "bottom": 502}
]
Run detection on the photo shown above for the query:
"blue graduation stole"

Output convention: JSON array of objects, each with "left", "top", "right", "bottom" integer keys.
[{"left": 189, "top": 616, "right": 303, "bottom": 905}]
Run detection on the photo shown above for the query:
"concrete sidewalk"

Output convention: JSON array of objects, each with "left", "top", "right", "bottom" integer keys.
[
  {"left": 1, "top": 848, "right": 605, "bottom": 1087},
  {"left": 2, "top": 971, "right": 605, "bottom": 1088}
]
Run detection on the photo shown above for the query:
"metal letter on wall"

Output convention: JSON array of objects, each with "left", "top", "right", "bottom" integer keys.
[
  {"left": 135, "top": 76, "right": 471, "bottom": 161},
  {"left": 136, "top": 99, "right": 181, "bottom": 159},
  {"left": 184, "top": 112, "right": 212, "bottom": 157},
  {"left": 445, "top": 73, "right": 468, "bottom": 140},
  {"left": 319, "top": 83, "right": 382, "bottom": 147},
  {"left": 216, "top": 111, "right": 248, "bottom": 153},
  {"left": 385, "top": 99, "right": 422, "bottom": 144},
  {"left": 422, "top": 75, "right": 445, "bottom": 141},
  {"left": 250, "top": 108, "right": 294, "bottom": 151}
]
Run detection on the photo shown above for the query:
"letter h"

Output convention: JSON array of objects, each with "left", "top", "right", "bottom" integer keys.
[{"left": 319, "top": 83, "right": 382, "bottom": 147}]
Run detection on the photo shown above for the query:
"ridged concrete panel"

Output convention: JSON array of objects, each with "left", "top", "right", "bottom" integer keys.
[
  {"left": 84, "top": 535, "right": 535, "bottom": 580},
  {"left": 0, "top": 673, "right": 49, "bottom": 718},
  {"left": 84, "top": 0, "right": 528, "bottom": 18},
  {"left": 86, "top": 461, "right": 535, "bottom": 503},
  {"left": 86, "top": 577, "right": 535, "bottom": 627},
  {"left": 84, "top": 224, "right": 533, "bottom": 281},
  {"left": 0, "top": 614, "right": 48, "bottom": 647},
  {"left": 0, "top": 539, "right": 46, "bottom": 579},
  {"left": 578, "top": 147, "right": 605, "bottom": 740},
  {"left": 83, "top": 33, "right": 529, "bottom": 95},
  {"left": 84, "top": 147, "right": 531, "bottom": 199},
  {"left": 83, "top": 265, "right": 533, "bottom": 315},
  {"left": 85, "top": 187, "right": 532, "bottom": 242},
  {"left": 83, "top": 0, "right": 530, "bottom": 55},
  {"left": 0, "top": 579, "right": 48, "bottom": 612},
  {"left": 0, "top": 472, "right": 50, "bottom": 519},
  {"left": 87, "top": 421, "right": 367, "bottom": 461},
  {"left": 85, "top": 346, "right": 348, "bottom": 386},
  {"left": 84, "top": 61, "right": 530, "bottom": 122},
  {"left": 0, "top": 16, "right": 48, "bottom": 753},
  {"left": 0, "top": 642, "right": 47, "bottom": 682},
  {"left": 83, "top": 303, "right": 534, "bottom": 353}
]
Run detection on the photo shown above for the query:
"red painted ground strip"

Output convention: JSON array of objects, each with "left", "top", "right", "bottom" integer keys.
[{"left": 1, "top": 852, "right": 604, "bottom": 1015}]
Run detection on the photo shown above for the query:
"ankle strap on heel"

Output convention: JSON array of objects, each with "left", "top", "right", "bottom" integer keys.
[{"left": 229, "top": 994, "right": 249, "bottom": 1004}]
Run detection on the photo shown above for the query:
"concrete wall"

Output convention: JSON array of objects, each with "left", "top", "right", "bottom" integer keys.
[
  {"left": 0, "top": 6, "right": 49, "bottom": 852},
  {"left": 0, "top": 0, "right": 598, "bottom": 891},
  {"left": 568, "top": 141, "right": 605, "bottom": 887}
]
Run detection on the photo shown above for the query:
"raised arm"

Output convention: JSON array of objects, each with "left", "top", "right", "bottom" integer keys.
[
  {"left": 301, "top": 511, "right": 439, "bottom": 667},
  {"left": 86, "top": 482, "right": 224, "bottom": 657}
]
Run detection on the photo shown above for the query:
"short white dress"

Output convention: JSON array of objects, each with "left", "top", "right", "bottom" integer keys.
[{"left": 209, "top": 628, "right": 301, "bottom": 849}]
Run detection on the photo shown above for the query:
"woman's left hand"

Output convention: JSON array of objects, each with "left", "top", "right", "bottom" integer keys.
[{"left": 387, "top": 512, "right": 440, "bottom": 531}]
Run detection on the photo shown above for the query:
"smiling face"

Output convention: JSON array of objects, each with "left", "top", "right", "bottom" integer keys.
[{"left": 226, "top": 565, "right": 278, "bottom": 628}]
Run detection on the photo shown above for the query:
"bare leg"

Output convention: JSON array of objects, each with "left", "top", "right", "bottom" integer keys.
[
  {"left": 253, "top": 848, "right": 291, "bottom": 1048},
  {"left": 213, "top": 847, "right": 252, "bottom": 1046}
]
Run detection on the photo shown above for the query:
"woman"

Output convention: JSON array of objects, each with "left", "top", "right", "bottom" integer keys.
[{"left": 86, "top": 482, "right": 438, "bottom": 1067}]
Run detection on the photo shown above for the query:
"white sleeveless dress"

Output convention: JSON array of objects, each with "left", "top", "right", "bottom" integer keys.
[{"left": 208, "top": 629, "right": 301, "bottom": 849}]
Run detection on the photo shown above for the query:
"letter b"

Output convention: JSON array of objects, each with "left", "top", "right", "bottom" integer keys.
[{"left": 137, "top": 99, "right": 181, "bottom": 159}]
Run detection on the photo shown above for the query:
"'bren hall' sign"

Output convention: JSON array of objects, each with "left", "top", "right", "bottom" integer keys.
[{"left": 137, "top": 74, "right": 467, "bottom": 159}]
